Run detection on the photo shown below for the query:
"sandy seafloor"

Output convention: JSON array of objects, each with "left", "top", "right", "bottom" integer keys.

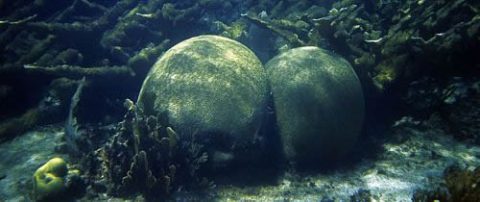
[{"left": 1, "top": 118, "right": 479, "bottom": 201}]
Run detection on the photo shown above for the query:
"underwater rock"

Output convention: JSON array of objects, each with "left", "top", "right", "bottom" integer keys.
[
  {"left": 403, "top": 77, "right": 480, "bottom": 143},
  {"left": 413, "top": 165, "right": 480, "bottom": 202},
  {"left": 350, "top": 189, "right": 374, "bottom": 202},
  {"left": 266, "top": 46, "right": 364, "bottom": 165},
  {"left": 0, "top": 108, "right": 40, "bottom": 142},
  {"left": 446, "top": 95, "right": 480, "bottom": 142},
  {"left": 441, "top": 79, "right": 480, "bottom": 143},
  {"left": 137, "top": 35, "right": 268, "bottom": 149}
]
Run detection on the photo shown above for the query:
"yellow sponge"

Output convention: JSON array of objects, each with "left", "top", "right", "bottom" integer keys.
[{"left": 33, "top": 157, "right": 68, "bottom": 200}]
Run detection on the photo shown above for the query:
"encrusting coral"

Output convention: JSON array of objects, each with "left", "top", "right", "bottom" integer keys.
[{"left": 33, "top": 157, "right": 68, "bottom": 201}]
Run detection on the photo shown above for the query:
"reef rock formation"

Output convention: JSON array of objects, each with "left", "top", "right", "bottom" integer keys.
[
  {"left": 266, "top": 46, "right": 364, "bottom": 165},
  {"left": 413, "top": 165, "right": 480, "bottom": 202}
]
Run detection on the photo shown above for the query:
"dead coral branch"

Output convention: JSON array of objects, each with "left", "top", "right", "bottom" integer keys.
[
  {"left": 24, "top": 64, "right": 135, "bottom": 79},
  {"left": 0, "top": 14, "right": 37, "bottom": 25}
]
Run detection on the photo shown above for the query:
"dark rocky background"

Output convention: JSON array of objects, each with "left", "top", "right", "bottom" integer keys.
[{"left": 0, "top": 0, "right": 479, "bottom": 141}]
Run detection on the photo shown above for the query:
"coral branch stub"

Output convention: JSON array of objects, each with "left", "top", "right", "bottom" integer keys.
[
  {"left": 137, "top": 35, "right": 267, "bottom": 148},
  {"left": 266, "top": 47, "right": 364, "bottom": 165}
]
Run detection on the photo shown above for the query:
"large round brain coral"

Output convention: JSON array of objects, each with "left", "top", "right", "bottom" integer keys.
[
  {"left": 266, "top": 46, "right": 364, "bottom": 165},
  {"left": 137, "top": 35, "right": 268, "bottom": 150}
]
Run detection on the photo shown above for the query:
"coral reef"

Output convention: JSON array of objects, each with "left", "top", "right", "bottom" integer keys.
[
  {"left": 214, "top": 20, "right": 247, "bottom": 40},
  {"left": 443, "top": 82, "right": 480, "bottom": 143},
  {"left": 89, "top": 99, "right": 211, "bottom": 200},
  {"left": 241, "top": 0, "right": 480, "bottom": 91},
  {"left": 403, "top": 76, "right": 480, "bottom": 143},
  {"left": 0, "top": 76, "right": 82, "bottom": 142},
  {"left": 0, "top": 108, "right": 41, "bottom": 142},
  {"left": 0, "top": 0, "right": 173, "bottom": 134},
  {"left": 413, "top": 165, "right": 480, "bottom": 202},
  {"left": 0, "top": 0, "right": 477, "bottom": 138},
  {"left": 0, "top": 0, "right": 479, "bottom": 200}
]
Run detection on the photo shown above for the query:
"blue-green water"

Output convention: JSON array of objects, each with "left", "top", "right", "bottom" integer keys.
[{"left": 0, "top": 0, "right": 479, "bottom": 201}]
